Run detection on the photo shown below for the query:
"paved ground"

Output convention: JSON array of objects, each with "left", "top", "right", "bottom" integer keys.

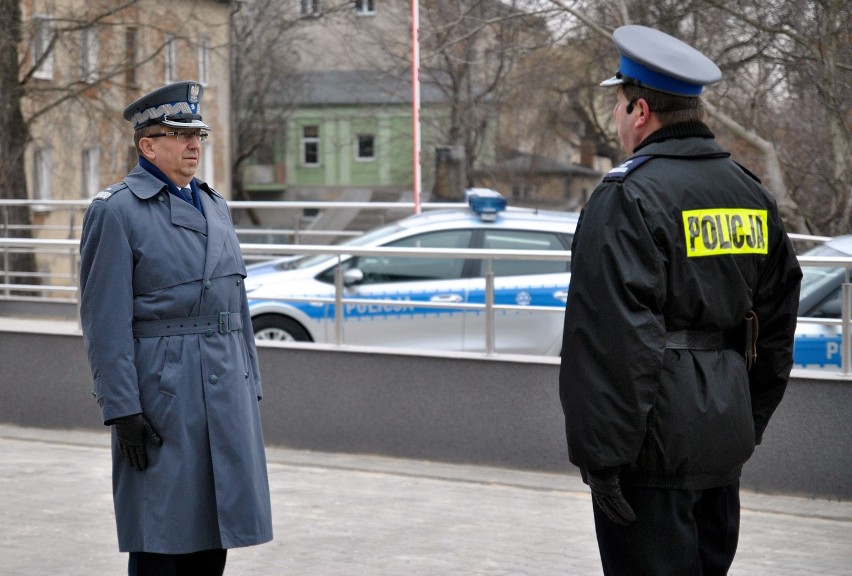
[{"left": 1, "top": 424, "right": 849, "bottom": 576}]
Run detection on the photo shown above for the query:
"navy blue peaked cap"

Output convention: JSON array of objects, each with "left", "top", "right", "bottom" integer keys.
[
  {"left": 123, "top": 81, "right": 210, "bottom": 130},
  {"left": 600, "top": 25, "right": 721, "bottom": 97}
]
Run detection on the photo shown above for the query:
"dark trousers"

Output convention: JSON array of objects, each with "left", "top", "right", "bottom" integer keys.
[
  {"left": 593, "top": 482, "right": 740, "bottom": 576},
  {"left": 128, "top": 549, "right": 227, "bottom": 576}
]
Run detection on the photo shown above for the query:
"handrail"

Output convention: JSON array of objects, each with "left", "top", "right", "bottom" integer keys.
[{"left": 2, "top": 237, "right": 847, "bottom": 263}]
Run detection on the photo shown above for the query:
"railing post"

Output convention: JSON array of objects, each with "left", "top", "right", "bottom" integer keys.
[
  {"left": 842, "top": 282, "right": 850, "bottom": 375},
  {"left": 2, "top": 206, "right": 8, "bottom": 298},
  {"left": 334, "top": 255, "right": 344, "bottom": 346},
  {"left": 485, "top": 258, "right": 495, "bottom": 355}
]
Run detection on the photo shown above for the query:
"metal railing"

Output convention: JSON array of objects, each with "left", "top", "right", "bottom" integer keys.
[
  {"left": 1, "top": 200, "right": 850, "bottom": 374},
  {"left": 1, "top": 236, "right": 850, "bottom": 374}
]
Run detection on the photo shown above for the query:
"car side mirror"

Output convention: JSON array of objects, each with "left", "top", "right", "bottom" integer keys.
[{"left": 343, "top": 268, "right": 364, "bottom": 286}]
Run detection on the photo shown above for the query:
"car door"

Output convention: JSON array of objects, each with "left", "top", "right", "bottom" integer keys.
[
  {"left": 463, "top": 229, "right": 572, "bottom": 355},
  {"left": 795, "top": 264, "right": 846, "bottom": 368},
  {"left": 320, "top": 229, "right": 475, "bottom": 351}
]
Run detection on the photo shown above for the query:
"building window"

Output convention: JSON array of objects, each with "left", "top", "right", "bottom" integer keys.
[
  {"left": 82, "top": 148, "right": 100, "bottom": 197},
  {"left": 125, "top": 27, "right": 138, "bottom": 87},
  {"left": 33, "top": 148, "right": 53, "bottom": 204},
  {"left": 198, "top": 37, "right": 210, "bottom": 85},
  {"left": 164, "top": 34, "right": 176, "bottom": 83},
  {"left": 356, "top": 134, "right": 375, "bottom": 161},
  {"left": 302, "top": 126, "right": 319, "bottom": 166},
  {"left": 354, "top": 0, "right": 376, "bottom": 15},
  {"left": 81, "top": 26, "right": 99, "bottom": 83},
  {"left": 33, "top": 15, "right": 54, "bottom": 80},
  {"left": 511, "top": 183, "right": 538, "bottom": 201},
  {"left": 300, "top": 0, "right": 321, "bottom": 17}
]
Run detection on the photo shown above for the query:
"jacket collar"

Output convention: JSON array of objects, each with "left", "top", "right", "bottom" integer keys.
[
  {"left": 634, "top": 121, "right": 715, "bottom": 154},
  {"left": 123, "top": 161, "right": 222, "bottom": 201}
]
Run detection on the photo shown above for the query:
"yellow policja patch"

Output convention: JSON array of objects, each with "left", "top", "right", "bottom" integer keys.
[{"left": 682, "top": 208, "right": 769, "bottom": 257}]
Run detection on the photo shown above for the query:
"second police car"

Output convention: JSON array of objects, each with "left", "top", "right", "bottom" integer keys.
[
  {"left": 245, "top": 190, "right": 579, "bottom": 355},
  {"left": 793, "top": 234, "right": 852, "bottom": 369}
]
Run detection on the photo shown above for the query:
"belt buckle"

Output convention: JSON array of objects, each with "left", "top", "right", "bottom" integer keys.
[{"left": 218, "top": 311, "right": 230, "bottom": 335}]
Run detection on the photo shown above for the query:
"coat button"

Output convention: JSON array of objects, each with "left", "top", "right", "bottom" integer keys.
[
  {"left": 236, "top": 279, "right": 241, "bottom": 285},
  {"left": 157, "top": 195, "right": 165, "bottom": 202},
  {"left": 205, "top": 329, "right": 214, "bottom": 337},
  {"left": 204, "top": 280, "right": 212, "bottom": 289},
  {"left": 208, "top": 375, "right": 219, "bottom": 384}
]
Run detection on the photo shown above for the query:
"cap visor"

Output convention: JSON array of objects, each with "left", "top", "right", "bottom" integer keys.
[
  {"left": 599, "top": 75, "right": 625, "bottom": 87},
  {"left": 161, "top": 119, "right": 210, "bottom": 130}
]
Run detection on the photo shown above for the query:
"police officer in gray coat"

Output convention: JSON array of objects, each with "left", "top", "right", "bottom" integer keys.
[
  {"left": 79, "top": 81, "right": 273, "bottom": 575},
  {"left": 559, "top": 27, "right": 802, "bottom": 575}
]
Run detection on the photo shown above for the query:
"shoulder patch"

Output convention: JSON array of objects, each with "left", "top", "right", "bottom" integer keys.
[
  {"left": 92, "top": 183, "right": 128, "bottom": 202},
  {"left": 603, "top": 155, "right": 653, "bottom": 182}
]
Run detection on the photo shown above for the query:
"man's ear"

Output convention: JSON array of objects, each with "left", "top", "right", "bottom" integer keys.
[
  {"left": 138, "top": 137, "right": 156, "bottom": 161},
  {"left": 635, "top": 98, "right": 651, "bottom": 122}
]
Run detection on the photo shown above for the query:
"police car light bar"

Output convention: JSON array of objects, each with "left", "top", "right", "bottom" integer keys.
[{"left": 466, "top": 188, "right": 507, "bottom": 222}]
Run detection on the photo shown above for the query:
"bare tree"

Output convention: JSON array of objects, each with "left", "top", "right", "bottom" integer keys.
[
  {"left": 342, "top": 0, "right": 555, "bottom": 198},
  {"left": 700, "top": 0, "right": 851, "bottom": 235},
  {"left": 229, "top": 0, "right": 306, "bottom": 223},
  {"left": 548, "top": 0, "right": 850, "bottom": 235},
  {"left": 2, "top": 1, "right": 236, "bottom": 288},
  {"left": 0, "top": 0, "right": 36, "bottom": 283},
  {"left": 420, "top": 0, "right": 556, "bottom": 194}
]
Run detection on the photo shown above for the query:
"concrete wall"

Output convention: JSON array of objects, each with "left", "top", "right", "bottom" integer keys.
[{"left": 1, "top": 326, "right": 849, "bottom": 500}]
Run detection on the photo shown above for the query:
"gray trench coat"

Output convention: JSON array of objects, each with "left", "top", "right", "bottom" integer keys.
[{"left": 79, "top": 165, "right": 273, "bottom": 554}]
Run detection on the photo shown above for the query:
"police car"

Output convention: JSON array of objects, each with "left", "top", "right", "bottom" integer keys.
[
  {"left": 794, "top": 234, "right": 852, "bottom": 369},
  {"left": 245, "top": 191, "right": 578, "bottom": 355}
]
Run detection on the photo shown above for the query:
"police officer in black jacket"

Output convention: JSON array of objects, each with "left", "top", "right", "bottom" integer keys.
[{"left": 559, "top": 25, "right": 802, "bottom": 575}]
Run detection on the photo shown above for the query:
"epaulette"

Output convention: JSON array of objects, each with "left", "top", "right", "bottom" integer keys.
[
  {"left": 734, "top": 161, "right": 762, "bottom": 184},
  {"left": 92, "top": 182, "right": 128, "bottom": 202},
  {"left": 197, "top": 180, "right": 222, "bottom": 198},
  {"left": 602, "top": 155, "right": 653, "bottom": 182}
]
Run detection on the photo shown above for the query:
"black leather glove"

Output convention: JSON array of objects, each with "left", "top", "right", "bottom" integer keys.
[
  {"left": 587, "top": 468, "right": 636, "bottom": 526},
  {"left": 113, "top": 413, "right": 163, "bottom": 471}
]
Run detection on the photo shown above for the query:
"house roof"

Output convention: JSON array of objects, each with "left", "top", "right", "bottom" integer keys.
[
  {"left": 479, "top": 152, "right": 602, "bottom": 177},
  {"left": 285, "top": 70, "right": 450, "bottom": 106}
]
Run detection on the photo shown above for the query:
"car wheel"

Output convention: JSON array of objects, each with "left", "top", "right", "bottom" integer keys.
[{"left": 252, "top": 315, "right": 312, "bottom": 342}]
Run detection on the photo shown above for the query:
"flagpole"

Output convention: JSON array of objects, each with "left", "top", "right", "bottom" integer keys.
[{"left": 411, "top": 0, "right": 422, "bottom": 214}]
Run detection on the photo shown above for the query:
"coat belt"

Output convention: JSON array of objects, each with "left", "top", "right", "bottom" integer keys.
[
  {"left": 132, "top": 312, "right": 243, "bottom": 338},
  {"left": 666, "top": 311, "right": 759, "bottom": 371},
  {"left": 665, "top": 330, "right": 735, "bottom": 350}
]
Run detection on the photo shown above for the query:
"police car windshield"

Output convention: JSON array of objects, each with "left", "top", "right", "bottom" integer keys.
[
  {"left": 799, "top": 242, "right": 850, "bottom": 301},
  {"left": 291, "top": 223, "right": 406, "bottom": 270}
]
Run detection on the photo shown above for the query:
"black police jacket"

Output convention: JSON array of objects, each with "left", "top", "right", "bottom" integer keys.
[{"left": 559, "top": 124, "right": 802, "bottom": 490}]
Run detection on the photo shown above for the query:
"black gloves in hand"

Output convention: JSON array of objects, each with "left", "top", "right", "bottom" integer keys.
[
  {"left": 587, "top": 468, "right": 636, "bottom": 526},
  {"left": 113, "top": 413, "right": 163, "bottom": 471}
]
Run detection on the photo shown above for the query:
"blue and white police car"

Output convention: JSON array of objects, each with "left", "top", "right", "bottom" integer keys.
[
  {"left": 245, "top": 191, "right": 579, "bottom": 355},
  {"left": 794, "top": 234, "right": 852, "bottom": 369}
]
